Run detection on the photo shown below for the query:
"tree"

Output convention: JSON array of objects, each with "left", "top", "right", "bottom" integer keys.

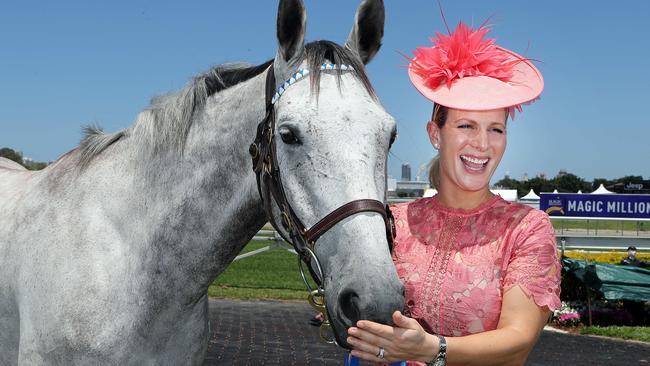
[
  {"left": 592, "top": 178, "right": 613, "bottom": 191},
  {"left": 493, "top": 177, "right": 520, "bottom": 190},
  {"left": 615, "top": 175, "right": 643, "bottom": 184},
  {"left": 522, "top": 177, "right": 554, "bottom": 195},
  {"left": 553, "top": 173, "right": 590, "bottom": 193},
  {"left": 24, "top": 161, "right": 48, "bottom": 170},
  {"left": 0, "top": 147, "right": 25, "bottom": 166},
  {"left": 0, "top": 147, "right": 49, "bottom": 170}
]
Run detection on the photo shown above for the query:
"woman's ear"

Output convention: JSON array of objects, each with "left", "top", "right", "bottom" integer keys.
[{"left": 426, "top": 120, "right": 440, "bottom": 147}]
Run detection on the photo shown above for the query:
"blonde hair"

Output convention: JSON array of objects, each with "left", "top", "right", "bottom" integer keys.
[{"left": 428, "top": 104, "right": 448, "bottom": 189}]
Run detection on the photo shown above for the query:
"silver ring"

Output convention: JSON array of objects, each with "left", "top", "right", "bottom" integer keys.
[
  {"left": 298, "top": 247, "right": 324, "bottom": 292},
  {"left": 376, "top": 347, "right": 385, "bottom": 359}
]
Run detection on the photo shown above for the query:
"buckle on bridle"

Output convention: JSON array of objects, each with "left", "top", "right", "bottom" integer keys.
[
  {"left": 263, "top": 159, "right": 272, "bottom": 176},
  {"left": 280, "top": 211, "right": 292, "bottom": 231}
]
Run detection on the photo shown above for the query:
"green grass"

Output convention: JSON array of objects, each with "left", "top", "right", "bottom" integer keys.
[
  {"left": 208, "top": 240, "right": 316, "bottom": 300},
  {"left": 580, "top": 326, "right": 650, "bottom": 342}
]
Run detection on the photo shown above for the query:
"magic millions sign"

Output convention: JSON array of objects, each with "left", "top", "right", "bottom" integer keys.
[{"left": 540, "top": 193, "right": 650, "bottom": 219}]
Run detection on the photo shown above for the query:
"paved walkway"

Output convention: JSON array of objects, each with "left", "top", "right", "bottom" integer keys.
[{"left": 204, "top": 299, "right": 650, "bottom": 366}]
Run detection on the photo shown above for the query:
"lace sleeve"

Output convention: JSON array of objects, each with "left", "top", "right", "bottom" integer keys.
[{"left": 503, "top": 210, "right": 561, "bottom": 311}]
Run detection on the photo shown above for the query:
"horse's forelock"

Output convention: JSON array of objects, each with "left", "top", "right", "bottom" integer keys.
[{"left": 303, "top": 40, "right": 376, "bottom": 101}]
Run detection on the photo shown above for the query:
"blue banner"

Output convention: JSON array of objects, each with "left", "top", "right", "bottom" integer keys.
[{"left": 540, "top": 193, "right": 650, "bottom": 219}]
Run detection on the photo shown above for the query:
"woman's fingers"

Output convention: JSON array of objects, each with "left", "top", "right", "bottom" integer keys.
[
  {"left": 347, "top": 338, "right": 398, "bottom": 364},
  {"left": 348, "top": 325, "right": 390, "bottom": 347},
  {"left": 346, "top": 335, "right": 382, "bottom": 356},
  {"left": 355, "top": 319, "right": 397, "bottom": 338},
  {"left": 350, "top": 348, "right": 394, "bottom": 363}
]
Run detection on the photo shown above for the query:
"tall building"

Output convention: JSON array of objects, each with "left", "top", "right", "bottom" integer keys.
[{"left": 401, "top": 163, "right": 412, "bottom": 181}]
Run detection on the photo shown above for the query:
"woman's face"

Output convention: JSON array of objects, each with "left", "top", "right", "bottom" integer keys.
[{"left": 427, "top": 108, "right": 507, "bottom": 194}]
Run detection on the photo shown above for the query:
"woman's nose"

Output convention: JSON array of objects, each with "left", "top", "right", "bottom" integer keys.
[{"left": 471, "top": 130, "right": 489, "bottom": 151}]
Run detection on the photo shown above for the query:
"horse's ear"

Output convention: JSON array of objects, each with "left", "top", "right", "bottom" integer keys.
[
  {"left": 344, "top": 0, "right": 385, "bottom": 65},
  {"left": 274, "top": 0, "right": 306, "bottom": 82}
]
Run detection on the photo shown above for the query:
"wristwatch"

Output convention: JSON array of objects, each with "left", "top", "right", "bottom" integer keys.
[{"left": 427, "top": 335, "right": 447, "bottom": 366}]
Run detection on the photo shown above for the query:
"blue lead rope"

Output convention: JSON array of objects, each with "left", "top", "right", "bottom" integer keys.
[{"left": 344, "top": 352, "right": 406, "bottom": 366}]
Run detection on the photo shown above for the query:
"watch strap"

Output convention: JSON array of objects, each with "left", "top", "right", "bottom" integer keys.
[{"left": 426, "top": 335, "right": 447, "bottom": 366}]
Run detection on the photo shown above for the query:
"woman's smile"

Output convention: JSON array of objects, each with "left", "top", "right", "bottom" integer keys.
[{"left": 459, "top": 154, "right": 490, "bottom": 173}]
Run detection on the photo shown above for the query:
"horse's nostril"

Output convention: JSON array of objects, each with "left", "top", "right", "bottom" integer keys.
[{"left": 339, "top": 289, "right": 361, "bottom": 326}]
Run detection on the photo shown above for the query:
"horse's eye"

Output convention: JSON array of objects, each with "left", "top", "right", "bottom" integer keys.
[
  {"left": 278, "top": 127, "right": 300, "bottom": 145},
  {"left": 389, "top": 129, "right": 397, "bottom": 148}
]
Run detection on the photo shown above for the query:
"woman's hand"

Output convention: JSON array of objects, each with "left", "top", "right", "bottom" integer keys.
[{"left": 347, "top": 311, "right": 438, "bottom": 364}]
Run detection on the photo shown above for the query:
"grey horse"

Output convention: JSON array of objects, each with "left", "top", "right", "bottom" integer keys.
[{"left": 0, "top": 0, "right": 404, "bottom": 364}]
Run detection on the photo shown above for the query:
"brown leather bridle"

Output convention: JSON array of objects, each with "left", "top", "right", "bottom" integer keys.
[{"left": 248, "top": 65, "right": 396, "bottom": 288}]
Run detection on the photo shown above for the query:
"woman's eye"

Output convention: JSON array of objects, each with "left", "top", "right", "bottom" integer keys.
[
  {"left": 279, "top": 128, "right": 300, "bottom": 144},
  {"left": 492, "top": 128, "right": 504, "bottom": 134},
  {"left": 458, "top": 124, "right": 472, "bottom": 129}
]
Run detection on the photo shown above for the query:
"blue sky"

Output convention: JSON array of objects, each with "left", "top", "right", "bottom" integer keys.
[{"left": 1, "top": 1, "right": 649, "bottom": 182}]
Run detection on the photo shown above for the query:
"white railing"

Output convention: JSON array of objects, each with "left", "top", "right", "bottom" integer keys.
[
  {"left": 234, "top": 230, "right": 297, "bottom": 261},
  {"left": 233, "top": 198, "right": 650, "bottom": 261}
]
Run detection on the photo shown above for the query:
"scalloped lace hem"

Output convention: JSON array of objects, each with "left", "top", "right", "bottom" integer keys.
[{"left": 504, "top": 283, "right": 561, "bottom": 311}]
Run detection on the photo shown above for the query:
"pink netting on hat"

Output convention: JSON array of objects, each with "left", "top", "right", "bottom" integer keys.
[{"left": 408, "top": 22, "right": 516, "bottom": 91}]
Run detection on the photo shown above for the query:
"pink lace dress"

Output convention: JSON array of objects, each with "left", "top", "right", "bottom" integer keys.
[{"left": 391, "top": 195, "right": 561, "bottom": 365}]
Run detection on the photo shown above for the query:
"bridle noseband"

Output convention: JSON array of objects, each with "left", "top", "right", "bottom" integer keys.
[{"left": 248, "top": 64, "right": 396, "bottom": 342}]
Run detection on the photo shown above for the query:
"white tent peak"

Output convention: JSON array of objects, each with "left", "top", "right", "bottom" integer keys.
[
  {"left": 591, "top": 184, "right": 614, "bottom": 194},
  {"left": 520, "top": 189, "right": 540, "bottom": 201}
]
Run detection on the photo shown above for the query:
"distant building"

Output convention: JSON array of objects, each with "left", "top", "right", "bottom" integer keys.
[
  {"left": 395, "top": 180, "right": 429, "bottom": 197},
  {"left": 522, "top": 173, "right": 529, "bottom": 182},
  {"left": 401, "top": 163, "right": 412, "bottom": 181},
  {"left": 557, "top": 169, "right": 568, "bottom": 177},
  {"left": 387, "top": 174, "right": 429, "bottom": 198}
]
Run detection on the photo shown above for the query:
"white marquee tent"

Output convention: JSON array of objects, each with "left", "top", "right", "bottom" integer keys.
[
  {"left": 591, "top": 184, "right": 614, "bottom": 194},
  {"left": 520, "top": 189, "right": 540, "bottom": 201}
]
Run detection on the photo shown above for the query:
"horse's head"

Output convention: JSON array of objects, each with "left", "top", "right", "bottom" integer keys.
[{"left": 261, "top": 0, "right": 404, "bottom": 347}]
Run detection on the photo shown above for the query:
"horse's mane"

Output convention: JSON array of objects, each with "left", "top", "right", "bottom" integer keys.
[{"left": 78, "top": 41, "right": 375, "bottom": 168}]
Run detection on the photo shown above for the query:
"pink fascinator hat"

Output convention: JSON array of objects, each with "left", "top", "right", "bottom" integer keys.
[{"left": 407, "top": 20, "right": 543, "bottom": 116}]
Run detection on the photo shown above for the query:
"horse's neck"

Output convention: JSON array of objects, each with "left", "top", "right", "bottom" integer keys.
[{"left": 135, "top": 74, "right": 268, "bottom": 298}]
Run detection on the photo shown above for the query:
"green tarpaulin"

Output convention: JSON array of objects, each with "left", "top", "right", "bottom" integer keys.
[{"left": 562, "top": 258, "right": 650, "bottom": 302}]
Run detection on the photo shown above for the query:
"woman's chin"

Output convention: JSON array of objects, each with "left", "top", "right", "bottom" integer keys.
[
  {"left": 455, "top": 166, "right": 494, "bottom": 190},
  {"left": 457, "top": 177, "right": 491, "bottom": 192}
]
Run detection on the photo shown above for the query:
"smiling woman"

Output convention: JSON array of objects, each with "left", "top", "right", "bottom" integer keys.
[
  {"left": 427, "top": 106, "right": 508, "bottom": 209},
  {"left": 346, "top": 15, "right": 560, "bottom": 366}
]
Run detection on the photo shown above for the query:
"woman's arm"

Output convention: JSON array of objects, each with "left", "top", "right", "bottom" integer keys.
[{"left": 347, "top": 285, "right": 550, "bottom": 365}]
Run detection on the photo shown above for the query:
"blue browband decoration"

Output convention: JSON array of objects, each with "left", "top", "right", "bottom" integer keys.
[{"left": 271, "top": 63, "right": 354, "bottom": 104}]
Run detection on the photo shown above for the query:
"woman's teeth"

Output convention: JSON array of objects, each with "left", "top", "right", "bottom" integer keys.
[{"left": 460, "top": 155, "right": 488, "bottom": 171}]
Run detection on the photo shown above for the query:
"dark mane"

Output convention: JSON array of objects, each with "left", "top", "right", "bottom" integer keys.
[
  {"left": 204, "top": 59, "right": 274, "bottom": 96},
  {"left": 78, "top": 40, "right": 375, "bottom": 168}
]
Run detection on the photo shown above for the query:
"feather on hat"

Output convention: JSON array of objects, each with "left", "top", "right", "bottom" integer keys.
[{"left": 407, "top": 20, "right": 543, "bottom": 117}]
